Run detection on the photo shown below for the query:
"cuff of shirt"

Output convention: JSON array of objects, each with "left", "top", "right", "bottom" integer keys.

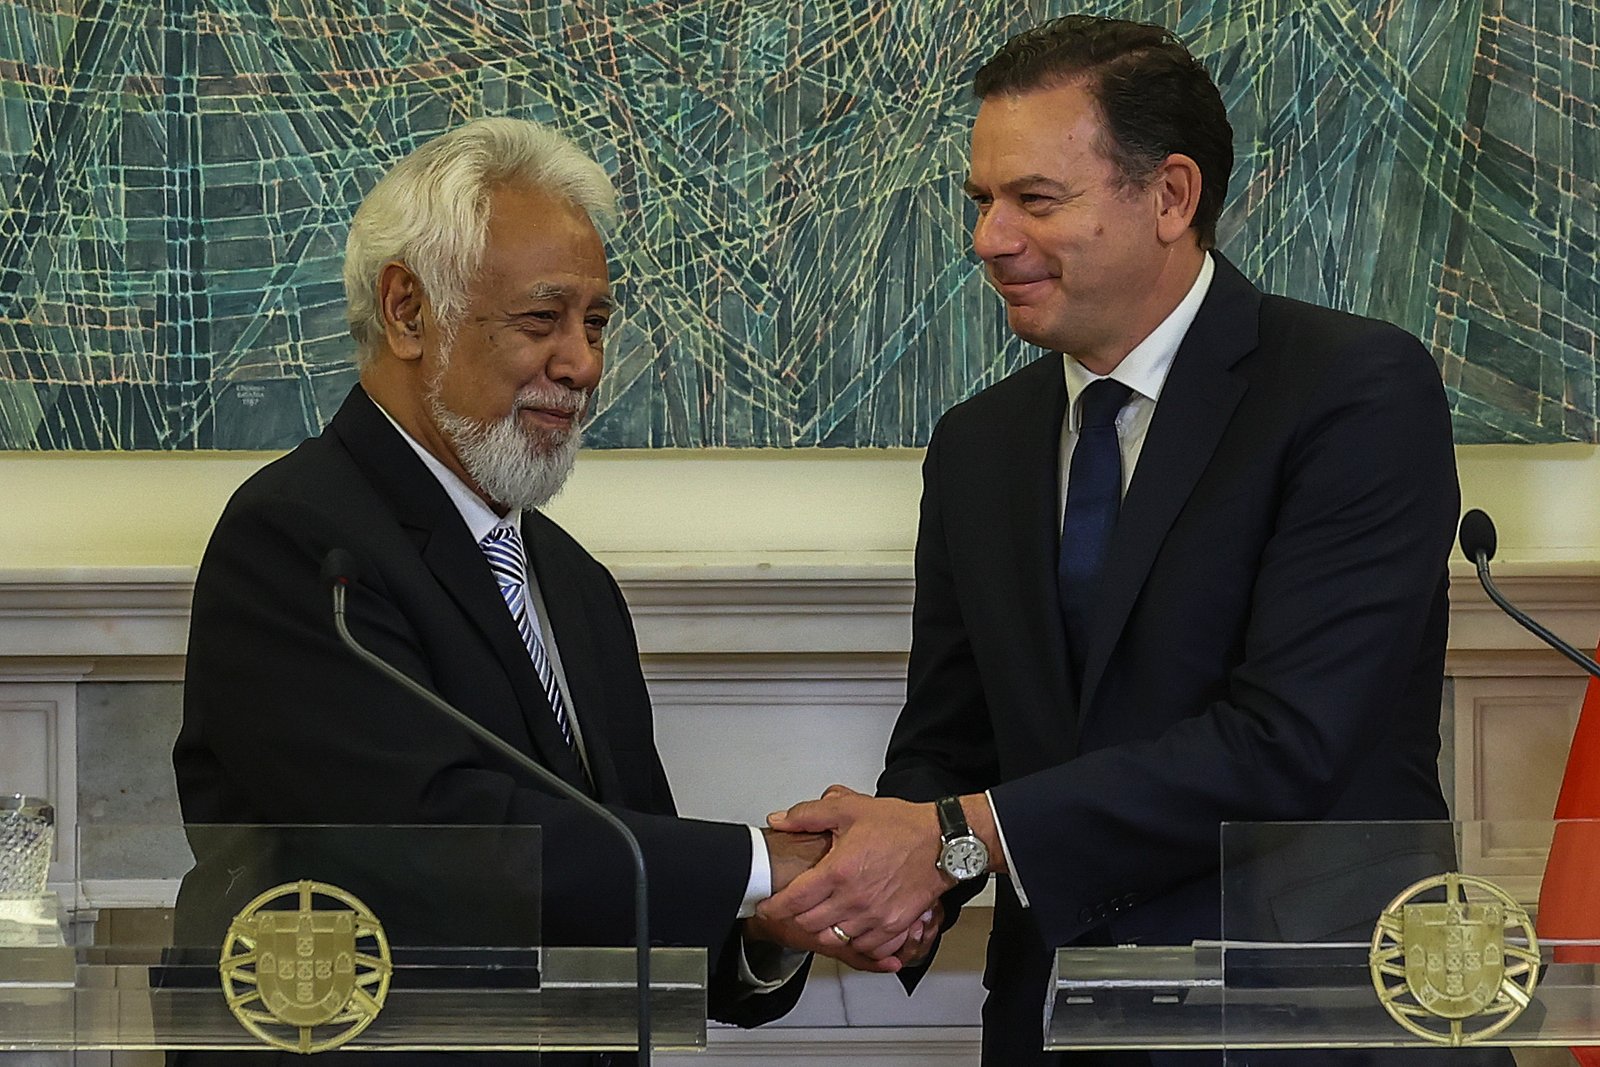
[
  {"left": 738, "top": 824, "right": 770, "bottom": 920},
  {"left": 734, "top": 825, "right": 806, "bottom": 991},
  {"left": 987, "top": 788, "right": 1030, "bottom": 908},
  {"left": 737, "top": 935, "right": 809, "bottom": 991}
]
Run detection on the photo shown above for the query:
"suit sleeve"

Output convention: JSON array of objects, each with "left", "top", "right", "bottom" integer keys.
[
  {"left": 176, "top": 488, "right": 759, "bottom": 971},
  {"left": 988, "top": 331, "right": 1460, "bottom": 948},
  {"left": 880, "top": 422, "right": 1004, "bottom": 804},
  {"left": 876, "top": 423, "right": 1002, "bottom": 985}
]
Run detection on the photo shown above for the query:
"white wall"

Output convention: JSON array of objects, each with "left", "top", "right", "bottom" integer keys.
[{"left": 3, "top": 443, "right": 1596, "bottom": 569}]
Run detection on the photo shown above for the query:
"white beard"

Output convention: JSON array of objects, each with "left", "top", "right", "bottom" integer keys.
[{"left": 427, "top": 378, "right": 588, "bottom": 511}]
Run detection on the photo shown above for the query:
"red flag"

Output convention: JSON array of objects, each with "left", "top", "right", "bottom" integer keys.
[{"left": 1536, "top": 643, "right": 1600, "bottom": 1066}]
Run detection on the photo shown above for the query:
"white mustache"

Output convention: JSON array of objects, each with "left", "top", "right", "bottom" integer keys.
[{"left": 514, "top": 386, "right": 591, "bottom": 422}]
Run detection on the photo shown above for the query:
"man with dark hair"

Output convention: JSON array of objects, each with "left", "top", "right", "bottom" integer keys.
[
  {"left": 971, "top": 16, "right": 1233, "bottom": 250},
  {"left": 763, "top": 16, "right": 1505, "bottom": 1065}
]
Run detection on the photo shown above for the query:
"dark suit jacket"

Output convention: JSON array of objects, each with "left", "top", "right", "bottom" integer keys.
[
  {"left": 174, "top": 385, "right": 804, "bottom": 1064},
  {"left": 879, "top": 257, "right": 1506, "bottom": 1066}
]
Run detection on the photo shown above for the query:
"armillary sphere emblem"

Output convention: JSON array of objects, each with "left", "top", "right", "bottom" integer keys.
[
  {"left": 1369, "top": 871, "right": 1539, "bottom": 1046},
  {"left": 219, "top": 879, "right": 392, "bottom": 1054}
]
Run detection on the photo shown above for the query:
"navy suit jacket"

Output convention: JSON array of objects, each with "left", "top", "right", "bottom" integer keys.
[
  {"left": 880, "top": 257, "right": 1501, "bottom": 1065},
  {"left": 175, "top": 385, "right": 804, "bottom": 1064}
]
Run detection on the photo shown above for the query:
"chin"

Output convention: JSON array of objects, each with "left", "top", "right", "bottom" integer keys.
[
  {"left": 521, "top": 425, "right": 570, "bottom": 453},
  {"left": 1006, "top": 315, "right": 1065, "bottom": 352}
]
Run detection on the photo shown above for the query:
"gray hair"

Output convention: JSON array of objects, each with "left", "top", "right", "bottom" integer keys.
[{"left": 343, "top": 117, "right": 618, "bottom": 365}]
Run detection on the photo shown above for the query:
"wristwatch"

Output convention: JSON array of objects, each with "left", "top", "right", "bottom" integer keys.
[{"left": 934, "top": 795, "right": 989, "bottom": 882}]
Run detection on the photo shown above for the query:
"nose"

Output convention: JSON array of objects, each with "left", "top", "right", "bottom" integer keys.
[
  {"left": 972, "top": 204, "right": 1025, "bottom": 263},
  {"left": 545, "top": 320, "right": 604, "bottom": 392}
]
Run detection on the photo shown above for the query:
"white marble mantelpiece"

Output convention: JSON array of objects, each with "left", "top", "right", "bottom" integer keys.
[
  {"left": 1446, "top": 560, "right": 1600, "bottom": 661},
  {"left": 0, "top": 555, "right": 917, "bottom": 675},
  {"left": 5, "top": 554, "right": 1597, "bottom": 841},
  {"left": 0, "top": 567, "right": 193, "bottom": 680},
  {"left": 5, "top": 556, "right": 1599, "bottom": 666}
]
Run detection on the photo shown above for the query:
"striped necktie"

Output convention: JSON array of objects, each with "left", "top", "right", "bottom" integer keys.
[{"left": 479, "top": 523, "right": 576, "bottom": 750}]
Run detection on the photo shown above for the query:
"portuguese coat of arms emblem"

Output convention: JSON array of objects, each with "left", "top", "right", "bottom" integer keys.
[
  {"left": 1369, "top": 872, "right": 1539, "bottom": 1046},
  {"left": 219, "top": 880, "right": 392, "bottom": 1053}
]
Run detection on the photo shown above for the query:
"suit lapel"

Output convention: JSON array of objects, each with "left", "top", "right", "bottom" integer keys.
[
  {"left": 330, "top": 386, "right": 590, "bottom": 791},
  {"left": 417, "top": 524, "right": 592, "bottom": 792},
  {"left": 522, "top": 513, "right": 626, "bottom": 801},
  {"left": 1078, "top": 257, "right": 1261, "bottom": 715},
  {"left": 994, "top": 356, "right": 1078, "bottom": 739}
]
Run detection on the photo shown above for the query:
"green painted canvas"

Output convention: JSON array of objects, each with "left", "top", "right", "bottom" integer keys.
[{"left": 0, "top": 1, "right": 1593, "bottom": 448}]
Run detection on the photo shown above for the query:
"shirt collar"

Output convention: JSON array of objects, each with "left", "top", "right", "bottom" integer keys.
[
  {"left": 1063, "top": 251, "right": 1215, "bottom": 428},
  {"left": 370, "top": 399, "right": 520, "bottom": 544}
]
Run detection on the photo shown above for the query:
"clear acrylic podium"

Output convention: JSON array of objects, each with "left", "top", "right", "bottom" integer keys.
[
  {"left": 0, "top": 824, "right": 707, "bottom": 1054},
  {"left": 1047, "top": 820, "right": 1600, "bottom": 1052}
]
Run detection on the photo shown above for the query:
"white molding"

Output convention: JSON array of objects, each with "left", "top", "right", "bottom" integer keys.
[
  {"left": 640, "top": 653, "right": 908, "bottom": 683},
  {"left": 0, "top": 569, "right": 194, "bottom": 670},
  {"left": 1446, "top": 562, "right": 1600, "bottom": 663},
  {"left": 0, "top": 680, "right": 79, "bottom": 884},
  {"left": 0, "top": 562, "right": 919, "bottom": 669},
  {"left": 0, "top": 659, "right": 99, "bottom": 683},
  {"left": 660, "top": 1026, "right": 981, "bottom": 1064},
  {"left": 2, "top": 563, "right": 1596, "bottom": 672},
  {"left": 77, "top": 878, "right": 177, "bottom": 911},
  {"left": 623, "top": 580, "right": 914, "bottom": 654}
]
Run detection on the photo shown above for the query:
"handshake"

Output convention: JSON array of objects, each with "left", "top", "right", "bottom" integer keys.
[{"left": 743, "top": 784, "right": 999, "bottom": 974}]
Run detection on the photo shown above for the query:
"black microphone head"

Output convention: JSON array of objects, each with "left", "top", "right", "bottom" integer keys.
[
  {"left": 1458, "top": 509, "right": 1497, "bottom": 563},
  {"left": 320, "top": 548, "right": 361, "bottom": 588}
]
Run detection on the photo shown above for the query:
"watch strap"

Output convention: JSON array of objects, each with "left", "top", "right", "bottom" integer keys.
[{"left": 935, "top": 795, "right": 968, "bottom": 841}]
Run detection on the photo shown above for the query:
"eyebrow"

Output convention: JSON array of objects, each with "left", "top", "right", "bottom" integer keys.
[
  {"left": 963, "top": 174, "right": 1071, "bottom": 198},
  {"left": 517, "top": 281, "right": 613, "bottom": 312}
]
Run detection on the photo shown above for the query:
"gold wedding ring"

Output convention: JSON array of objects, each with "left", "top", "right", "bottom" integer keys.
[{"left": 830, "top": 923, "right": 852, "bottom": 944}]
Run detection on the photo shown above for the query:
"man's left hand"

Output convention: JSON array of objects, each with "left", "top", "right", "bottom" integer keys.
[{"left": 742, "top": 911, "right": 908, "bottom": 973}]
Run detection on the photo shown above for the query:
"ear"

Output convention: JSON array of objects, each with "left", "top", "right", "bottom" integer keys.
[
  {"left": 377, "top": 261, "right": 427, "bottom": 362},
  {"left": 1152, "top": 153, "right": 1203, "bottom": 246}
]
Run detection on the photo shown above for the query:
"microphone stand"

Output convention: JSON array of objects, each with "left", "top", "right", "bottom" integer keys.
[
  {"left": 1469, "top": 553, "right": 1600, "bottom": 682},
  {"left": 331, "top": 579, "right": 653, "bottom": 1064}
]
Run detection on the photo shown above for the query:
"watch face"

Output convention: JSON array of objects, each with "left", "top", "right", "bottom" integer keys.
[{"left": 941, "top": 836, "right": 988, "bottom": 881}]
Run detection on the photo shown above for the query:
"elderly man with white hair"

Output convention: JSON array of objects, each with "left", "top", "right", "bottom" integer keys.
[{"left": 174, "top": 118, "right": 866, "bottom": 1067}]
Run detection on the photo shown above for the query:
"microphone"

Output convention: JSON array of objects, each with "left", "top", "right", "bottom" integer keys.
[
  {"left": 1458, "top": 509, "right": 1600, "bottom": 681},
  {"left": 321, "top": 549, "right": 654, "bottom": 1063},
  {"left": 320, "top": 547, "right": 360, "bottom": 589}
]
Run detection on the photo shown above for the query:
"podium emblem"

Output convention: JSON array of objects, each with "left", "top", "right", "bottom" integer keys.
[
  {"left": 220, "top": 880, "right": 392, "bottom": 1054},
  {"left": 1369, "top": 872, "right": 1539, "bottom": 1045}
]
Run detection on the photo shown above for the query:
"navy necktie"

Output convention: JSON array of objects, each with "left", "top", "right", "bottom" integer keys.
[{"left": 1059, "top": 378, "right": 1133, "bottom": 683}]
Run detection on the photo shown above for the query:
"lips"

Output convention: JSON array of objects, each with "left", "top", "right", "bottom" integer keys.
[
  {"left": 991, "top": 275, "right": 1055, "bottom": 302},
  {"left": 515, "top": 387, "right": 590, "bottom": 429},
  {"left": 520, "top": 406, "right": 580, "bottom": 430}
]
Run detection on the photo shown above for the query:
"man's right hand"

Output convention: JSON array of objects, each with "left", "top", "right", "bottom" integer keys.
[{"left": 762, "top": 827, "right": 831, "bottom": 893}]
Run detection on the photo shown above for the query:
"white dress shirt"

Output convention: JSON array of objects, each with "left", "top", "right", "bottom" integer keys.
[{"left": 991, "top": 253, "right": 1216, "bottom": 907}]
